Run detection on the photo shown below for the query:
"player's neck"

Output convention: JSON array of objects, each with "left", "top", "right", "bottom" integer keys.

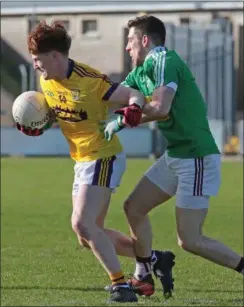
[
  {"left": 53, "top": 58, "right": 70, "bottom": 81},
  {"left": 149, "top": 44, "right": 164, "bottom": 52},
  {"left": 145, "top": 45, "right": 166, "bottom": 59}
]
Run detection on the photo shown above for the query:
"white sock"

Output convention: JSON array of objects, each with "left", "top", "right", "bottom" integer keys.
[
  {"left": 151, "top": 250, "right": 157, "bottom": 265},
  {"left": 134, "top": 261, "right": 152, "bottom": 280}
]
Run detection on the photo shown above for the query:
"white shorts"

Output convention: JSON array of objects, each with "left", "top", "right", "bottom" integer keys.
[
  {"left": 72, "top": 152, "right": 126, "bottom": 196},
  {"left": 145, "top": 152, "right": 221, "bottom": 209}
]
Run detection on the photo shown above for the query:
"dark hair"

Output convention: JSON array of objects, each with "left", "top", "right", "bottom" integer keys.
[
  {"left": 27, "top": 21, "right": 71, "bottom": 55},
  {"left": 127, "top": 15, "right": 166, "bottom": 46}
]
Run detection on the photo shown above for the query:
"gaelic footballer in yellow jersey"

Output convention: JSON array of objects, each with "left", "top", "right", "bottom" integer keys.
[
  {"left": 26, "top": 20, "right": 145, "bottom": 303},
  {"left": 40, "top": 59, "right": 123, "bottom": 162}
]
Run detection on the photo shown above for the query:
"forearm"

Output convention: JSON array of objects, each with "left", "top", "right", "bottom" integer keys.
[
  {"left": 142, "top": 85, "right": 175, "bottom": 117},
  {"left": 141, "top": 102, "right": 169, "bottom": 123},
  {"left": 108, "top": 84, "right": 145, "bottom": 108},
  {"left": 128, "top": 88, "right": 145, "bottom": 109},
  {"left": 140, "top": 113, "right": 164, "bottom": 124}
]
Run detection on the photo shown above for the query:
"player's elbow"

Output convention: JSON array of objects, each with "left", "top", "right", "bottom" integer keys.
[
  {"left": 153, "top": 101, "right": 170, "bottom": 118},
  {"left": 152, "top": 86, "right": 174, "bottom": 117}
]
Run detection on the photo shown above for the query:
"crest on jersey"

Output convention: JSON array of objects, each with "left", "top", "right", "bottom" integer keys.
[
  {"left": 45, "top": 90, "right": 54, "bottom": 97},
  {"left": 71, "top": 89, "right": 81, "bottom": 101}
]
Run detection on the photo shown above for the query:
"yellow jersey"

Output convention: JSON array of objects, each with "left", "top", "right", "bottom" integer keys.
[{"left": 40, "top": 59, "right": 123, "bottom": 162}]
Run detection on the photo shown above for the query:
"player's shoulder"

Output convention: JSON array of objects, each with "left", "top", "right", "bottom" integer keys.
[
  {"left": 73, "top": 60, "right": 104, "bottom": 78},
  {"left": 146, "top": 47, "right": 181, "bottom": 65},
  {"left": 127, "top": 66, "right": 142, "bottom": 78}
]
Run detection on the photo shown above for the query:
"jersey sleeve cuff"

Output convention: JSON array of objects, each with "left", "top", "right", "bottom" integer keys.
[
  {"left": 102, "top": 83, "right": 120, "bottom": 100},
  {"left": 165, "top": 82, "right": 178, "bottom": 91}
]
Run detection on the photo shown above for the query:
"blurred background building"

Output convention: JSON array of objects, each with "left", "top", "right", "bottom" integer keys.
[{"left": 1, "top": 0, "right": 243, "bottom": 156}]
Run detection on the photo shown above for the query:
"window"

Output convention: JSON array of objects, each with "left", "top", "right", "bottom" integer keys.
[
  {"left": 82, "top": 19, "right": 98, "bottom": 35},
  {"left": 180, "top": 17, "right": 190, "bottom": 25}
]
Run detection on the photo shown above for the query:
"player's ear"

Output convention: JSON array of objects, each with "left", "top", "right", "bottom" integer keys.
[
  {"left": 51, "top": 51, "right": 58, "bottom": 59},
  {"left": 142, "top": 35, "right": 149, "bottom": 47}
]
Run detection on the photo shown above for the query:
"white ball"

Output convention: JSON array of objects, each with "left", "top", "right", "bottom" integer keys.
[{"left": 12, "top": 91, "right": 50, "bottom": 129}]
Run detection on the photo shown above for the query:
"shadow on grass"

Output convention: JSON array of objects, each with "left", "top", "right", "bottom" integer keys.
[
  {"left": 179, "top": 287, "right": 243, "bottom": 293},
  {"left": 2, "top": 285, "right": 243, "bottom": 294},
  {"left": 1, "top": 285, "right": 104, "bottom": 292},
  {"left": 181, "top": 298, "right": 244, "bottom": 305}
]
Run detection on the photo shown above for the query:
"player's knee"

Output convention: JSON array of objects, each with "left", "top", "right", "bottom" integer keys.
[
  {"left": 71, "top": 218, "right": 92, "bottom": 241},
  {"left": 177, "top": 236, "right": 202, "bottom": 253},
  {"left": 123, "top": 198, "right": 131, "bottom": 214},
  {"left": 78, "top": 236, "right": 90, "bottom": 249},
  {"left": 124, "top": 198, "right": 144, "bottom": 225},
  {"left": 178, "top": 237, "right": 196, "bottom": 252},
  {"left": 123, "top": 198, "right": 136, "bottom": 217}
]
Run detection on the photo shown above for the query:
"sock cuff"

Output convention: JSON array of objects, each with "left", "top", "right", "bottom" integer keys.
[
  {"left": 151, "top": 250, "right": 157, "bottom": 261},
  {"left": 136, "top": 256, "right": 151, "bottom": 263},
  {"left": 110, "top": 271, "right": 125, "bottom": 282}
]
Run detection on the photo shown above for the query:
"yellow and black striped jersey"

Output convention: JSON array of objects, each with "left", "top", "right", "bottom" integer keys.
[{"left": 40, "top": 59, "right": 122, "bottom": 162}]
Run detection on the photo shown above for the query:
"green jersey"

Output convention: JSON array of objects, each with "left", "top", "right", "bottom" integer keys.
[{"left": 122, "top": 46, "right": 220, "bottom": 158}]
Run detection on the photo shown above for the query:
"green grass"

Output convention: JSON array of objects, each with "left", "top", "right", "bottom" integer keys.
[{"left": 1, "top": 157, "right": 243, "bottom": 306}]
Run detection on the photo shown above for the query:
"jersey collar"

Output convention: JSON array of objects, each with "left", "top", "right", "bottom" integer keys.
[
  {"left": 145, "top": 46, "right": 167, "bottom": 61},
  {"left": 66, "top": 59, "right": 74, "bottom": 79}
]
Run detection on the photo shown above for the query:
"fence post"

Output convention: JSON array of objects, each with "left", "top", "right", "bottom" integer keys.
[
  {"left": 18, "top": 64, "right": 28, "bottom": 93},
  {"left": 215, "top": 46, "right": 221, "bottom": 118},
  {"left": 28, "top": 15, "right": 37, "bottom": 91},
  {"left": 221, "top": 31, "right": 227, "bottom": 144},
  {"left": 171, "top": 24, "right": 175, "bottom": 50},
  {"left": 187, "top": 26, "right": 192, "bottom": 65},
  {"left": 29, "top": 64, "right": 36, "bottom": 91},
  {"left": 204, "top": 30, "right": 209, "bottom": 104},
  {"left": 231, "top": 37, "right": 236, "bottom": 136},
  {"left": 122, "top": 27, "right": 131, "bottom": 81},
  {"left": 149, "top": 121, "right": 157, "bottom": 159}
]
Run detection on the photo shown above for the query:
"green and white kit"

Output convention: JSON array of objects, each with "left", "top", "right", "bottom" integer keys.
[{"left": 122, "top": 46, "right": 221, "bottom": 207}]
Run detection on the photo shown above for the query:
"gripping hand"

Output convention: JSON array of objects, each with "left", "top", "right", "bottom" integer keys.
[
  {"left": 114, "top": 103, "right": 142, "bottom": 127},
  {"left": 16, "top": 109, "right": 56, "bottom": 137}
]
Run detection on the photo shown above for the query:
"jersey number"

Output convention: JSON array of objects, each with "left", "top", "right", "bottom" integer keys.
[{"left": 59, "top": 95, "right": 67, "bottom": 103}]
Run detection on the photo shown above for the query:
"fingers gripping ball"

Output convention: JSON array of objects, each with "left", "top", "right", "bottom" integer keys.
[{"left": 12, "top": 91, "right": 50, "bottom": 136}]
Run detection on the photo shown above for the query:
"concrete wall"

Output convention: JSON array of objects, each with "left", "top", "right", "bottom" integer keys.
[
  {"left": 2, "top": 10, "right": 242, "bottom": 77},
  {"left": 1, "top": 127, "right": 153, "bottom": 157},
  {"left": 1, "top": 119, "right": 233, "bottom": 156},
  {"left": 1, "top": 10, "right": 243, "bottom": 114},
  {"left": 0, "top": 88, "right": 15, "bottom": 127}
]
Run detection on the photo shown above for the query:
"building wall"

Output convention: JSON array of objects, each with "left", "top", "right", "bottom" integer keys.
[{"left": 1, "top": 10, "right": 243, "bottom": 78}]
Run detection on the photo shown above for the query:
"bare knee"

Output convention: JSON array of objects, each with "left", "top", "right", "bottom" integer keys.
[
  {"left": 124, "top": 198, "right": 138, "bottom": 221},
  {"left": 77, "top": 236, "right": 90, "bottom": 249},
  {"left": 123, "top": 198, "right": 131, "bottom": 215},
  {"left": 177, "top": 237, "right": 195, "bottom": 252},
  {"left": 71, "top": 217, "right": 92, "bottom": 241},
  {"left": 123, "top": 198, "right": 144, "bottom": 221},
  {"left": 177, "top": 236, "right": 203, "bottom": 253}
]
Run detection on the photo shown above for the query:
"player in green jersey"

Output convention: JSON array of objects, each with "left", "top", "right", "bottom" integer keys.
[{"left": 104, "top": 15, "right": 244, "bottom": 295}]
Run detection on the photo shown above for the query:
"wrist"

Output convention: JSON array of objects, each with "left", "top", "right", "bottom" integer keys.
[
  {"left": 116, "top": 115, "right": 125, "bottom": 128},
  {"left": 131, "top": 102, "right": 143, "bottom": 110}
]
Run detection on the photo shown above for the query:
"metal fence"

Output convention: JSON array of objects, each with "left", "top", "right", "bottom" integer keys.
[
  {"left": 123, "top": 18, "right": 236, "bottom": 155},
  {"left": 1, "top": 16, "right": 236, "bottom": 156},
  {"left": 165, "top": 19, "right": 235, "bottom": 143}
]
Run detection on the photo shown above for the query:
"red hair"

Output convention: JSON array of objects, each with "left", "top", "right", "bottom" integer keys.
[{"left": 27, "top": 21, "right": 71, "bottom": 55}]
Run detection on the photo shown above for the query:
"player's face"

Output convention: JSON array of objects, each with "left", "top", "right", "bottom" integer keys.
[
  {"left": 31, "top": 52, "right": 59, "bottom": 80},
  {"left": 126, "top": 27, "right": 148, "bottom": 66}
]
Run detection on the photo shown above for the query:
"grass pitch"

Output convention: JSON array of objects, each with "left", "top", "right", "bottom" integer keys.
[{"left": 1, "top": 158, "right": 243, "bottom": 306}]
